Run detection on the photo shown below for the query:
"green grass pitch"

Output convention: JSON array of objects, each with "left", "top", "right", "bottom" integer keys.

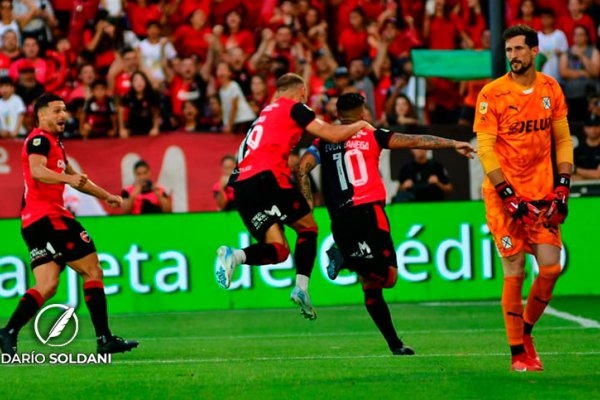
[{"left": 1, "top": 296, "right": 599, "bottom": 400}]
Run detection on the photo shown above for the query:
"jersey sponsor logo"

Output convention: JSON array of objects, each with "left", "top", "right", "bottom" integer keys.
[
  {"left": 351, "top": 241, "right": 373, "bottom": 259},
  {"left": 508, "top": 117, "right": 552, "bottom": 134},
  {"left": 264, "top": 205, "right": 282, "bottom": 218},
  {"left": 501, "top": 236, "right": 513, "bottom": 249},
  {"left": 30, "top": 247, "right": 48, "bottom": 262},
  {"left": 80, "top": 231, "right": 91, "bottom": 243},
  {"left": 542, "top": 97, "right": 551, "bottom": 110},
  {"left": 33, "top": 138, "right": 41, "bottom": 146},
  {"left": 479, "top": 102, "right": 488, "bottom": 114},
  {"left": 57, "top": 159, "right": 66, "bottom": 170}
]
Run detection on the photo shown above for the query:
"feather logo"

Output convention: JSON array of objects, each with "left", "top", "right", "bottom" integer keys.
[{"left": 34, "top": 304, "right": 80, "bottom": 347}]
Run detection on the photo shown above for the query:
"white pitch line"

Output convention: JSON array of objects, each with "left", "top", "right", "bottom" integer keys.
[
  {"left": 544, "top": 306, "right": 600, "bottom": 329},
  {"left": 420, "top": 301, "right": 500, "bottom": 307}
]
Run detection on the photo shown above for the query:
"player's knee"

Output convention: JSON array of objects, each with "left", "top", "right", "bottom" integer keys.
[
  {"left": 272, "top": 242, "right": 290, "bottom": 263},
  {"left": 537, "top": 264, "right": 562, "bottom": 280},
  {"left": 381, "top": 267, "right": 398, "bottom": 288}
]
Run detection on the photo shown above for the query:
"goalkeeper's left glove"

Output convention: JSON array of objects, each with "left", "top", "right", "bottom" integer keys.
[{"left": 545, "top": 173, "right": 570, "bottom": 225}]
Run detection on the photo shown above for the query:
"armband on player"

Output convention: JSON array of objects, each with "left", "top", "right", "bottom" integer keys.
[{"left": 495, "top": 181, "right": 540, "bottom": 226}]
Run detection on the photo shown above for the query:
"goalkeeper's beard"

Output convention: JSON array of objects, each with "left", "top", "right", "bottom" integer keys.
[{"left": 510, "top": 60, "right": 533, "bottom": 75}]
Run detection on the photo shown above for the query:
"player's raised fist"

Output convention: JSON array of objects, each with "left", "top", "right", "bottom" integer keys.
[
  {"left": 69, "top": 173, "right": 88, "bottom": 189},
  {"left": 105, "top": 194, "right": 123, "bottom": 208}
]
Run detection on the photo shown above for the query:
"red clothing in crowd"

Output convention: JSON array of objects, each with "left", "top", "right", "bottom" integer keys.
[
  {"left": 510, "top": 17, "right": 542, "bottom": 32},
  {"left": 460, "top": 3, "right": 487, "bottom": 49},
  {"left": 126, "top": 2, "right": 162, "bottom": 37},
  {"left": 51, "top": 0, "right": 74, "bottom": 11},
  {"left": 336, "top": 0, "right": 385, "bottom": 35},
  {"left": 374, "top": 74, "right": 392, "bottom": 119},
  {"left": 427, "top": 14, "right": 464, "bottom": 49},
  {"left": 386, "top": 28, "right": 422, "bottom": 59},
  {"left": 173, "top": 25, "right": 212, "bottom": 60},
  {"left": 0, "top": 53, "right": 10, "bottom": 76},
  {"left": 339, "top": 27, "right": 369, "bottom": 61},
  {"left": 220, "top": 30, "right": 256, "bottom": 55},
  {"left": 113, "top": 71, "right": 133, "bottom": 98},
  {"left": 169, "top": 0, "right": 210, "bottom": 26},
  {"left": 558, "top": 13, "right": 597, "bottom": 45},
  {"left": 211, "top": 0, "right": 243, "bottom": 25},
  {"left": 9, "top": 58, "right": 48, "bottom": 85}
]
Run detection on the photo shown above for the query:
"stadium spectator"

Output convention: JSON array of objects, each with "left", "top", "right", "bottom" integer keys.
[
  {"left": 67, "top": 63, "right": 96, "bottom": 104},
  {"left": 9, "top": 36, "right": 47, "bottom": 85},
  {"left": 213, "top": 154, "right": 236, "bottom": 211},
  {"left": 51, "top": 0, "right": 73, "bottom": 34},
  {"left": 122, "top": 159, "right": 171, "bottom": 215},
  {"left": 217, "top": 61, "right": 255, "bottom": 133},
  {"left": 107, "top": 46, "right": 145, "bottom": 98},
  {"left": 349, "top": 58, "right": 376, "bottom": 116},
  {"left": 460, "top": 0, "right": 486, "bottom": 49},
  {"left": 215, "top": 8, "right": 255, "bottom": 57},
  {"left": 172, "top": 8, "right": 212, "bottom": 60},
  {"left": 125, "top": 0, "right": 162, "bottom": 39},
  {"left": 537, "top": 8, "right": 569, "bottom": 81},
  {"left": 510, "top": 0, "right": 542, "bottom": 31},
  {"left": 0, "top": 76, "right": 26, "bottom": 138},
  {"left": 374, "top": 16, "right": 422, "bottom": 61},
  {"left": 1, "top": 29, "right": 20, "bottom": 60},
  {"left": 118, "top": 71, "right": 160, "bottom": 137},
  {"left": 588, "top": 92, "right": 600, "bottom": 121},
  {"left": 305, "top": 47, "right": 337, "bottom": 111},
  {"left": 248, "top": 75, "right": 270, "bottom": 116},
  {"left": 558, "top": 0, "right": 597, "bottom": 46},
  {"left": 396, "top": 149, "right": 453, "bottom": 202},
  {"left": 180, "top": 99, "right": 201, "bottom": 132},
  {"left": 80, "top": 79, "right": 117, "bottom": 138},
  {"left": 424, "top": 0, "right": 472, "bottom": 50},
  {"left": 326, "top": 66, "right": 355, "bottom": 98},
  {"left": 338, "top": 7, "right": 370, "bottom": 65},
  {"left": 15, "top": 60, "right": 44, "bottom": 107},
  {"left": 297, "top": 5, "right": 327, "bottom": 53},
  {"left": 100, "top": 0, "right": 123, "bottom": 17},
  {"left": 12, "top": 0, "right": 57, "bottom": 47},
  {"left": 385, "top": 92, "right": 420, "bottom": 127},
  {"left": 267, "top": 0, "right": 300, "bottom": 30},
  {"left": 573, "top": 118, "right": 600, "bottom": 180},
  {"left": 270, "top": 25, "right": 305, "bottom": 73},
  {"left": 137, "top": 21, "right": 177, "bottom": 85},
  {"left": 167, "top": 55, "right": 211, "bottom": 120},
  {"left": 223, "top": 46, "right": 252, "bottom": 96},
  {"left": 197, "top": 95, "right": 224, "bottom": 132},
  {"left": 559, "top": 25, "right": 600, "bottom": 121},
  {"left": 370, "top": 38, "right": 396, "bottom": 124},
  {"left": 84, "top": 13, "right": 124, "bottom": 76},
  {"left": 0, "top": 0, "right": 21, "bottom": 47}
]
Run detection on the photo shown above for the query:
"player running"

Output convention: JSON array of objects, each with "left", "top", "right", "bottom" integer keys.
[
  {"left": 298, "top": 93, "right": 475, "bottom": 354},
  {"left": 0, "top": 94, "right": 139, "bottom": 356},
  {"left": 474, "top": 25, "right": 573, "bottom": 372},
  {"left": 215, "top": 73, "right": 372, "bottom": 320}
]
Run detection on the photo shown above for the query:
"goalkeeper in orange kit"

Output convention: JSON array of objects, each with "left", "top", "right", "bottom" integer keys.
[{"left": 474, "top": 25, "right": 573, "bottom": 372}]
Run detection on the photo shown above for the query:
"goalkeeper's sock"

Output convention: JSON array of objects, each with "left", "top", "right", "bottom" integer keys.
[
  {"left": 524, "top": 264, "right": 561, "bottom": 326},
  {"left": 294, "top": 227, "right": 318, "bottom": 278},
  {"left": 84, "top": 280, "right": 111, "bottom": 338},
  {"left": 364, "top": 288, "right": 403, "bottom": 350},
  {"left": 5, "top": 288, "right": 44, "bottom": 336},
  {"left": 243, "top": 243, "right": 289, "bottom": 265},
  {"left": 501, "top": 275, "right": 525, "bottom": 347}
]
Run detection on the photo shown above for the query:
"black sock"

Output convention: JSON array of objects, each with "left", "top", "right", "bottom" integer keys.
[
  {"left": 83, "top": 281, "right": 111, "bottom": 338},
  {"left": 524, "top": 322, "right": 533, "bottom": 335},
  {"left": 294, "top": 229, "right": 317, "bottom": 278},
  {"left": 243, "top": 243, "right": 289, "bottom": 265},
  {"left": 511, "top": 344, "right": 526, "bottom": 356},
  {"left": 364, "top": 288, "right": 403, "bottom": 350},
  {"left": 5, "top": 289, "right": 44, "bottom": 337}
]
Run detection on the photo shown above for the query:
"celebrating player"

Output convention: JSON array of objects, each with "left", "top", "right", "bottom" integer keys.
[
  {"left": 298, "top": 93, "right": 475, "bottom": 354},
  {"left": 0, "top": 94, "right": 139, "bottom": 356},
  {"left": 474, "top": 25, "right": 574, "bottom": 372},
  {"left": 215, "top": 73, "right": 372, "bottom": 320}
]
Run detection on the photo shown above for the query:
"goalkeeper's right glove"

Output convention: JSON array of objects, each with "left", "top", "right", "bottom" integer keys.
[{"left": 495, "top": 181, "right": 540, "bottom": 226}]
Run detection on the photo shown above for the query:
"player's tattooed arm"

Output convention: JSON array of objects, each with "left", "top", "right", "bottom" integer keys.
[
  {"left": 388, "top": 133, "right": 476, "bottom": 158},
  {"left": 297, "top": 153, "right": 317, "bottom": 209}
]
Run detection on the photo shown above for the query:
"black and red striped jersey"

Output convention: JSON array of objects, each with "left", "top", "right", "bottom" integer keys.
[{"left": 308, "top": 127, "right": 393, "bottom": 217}]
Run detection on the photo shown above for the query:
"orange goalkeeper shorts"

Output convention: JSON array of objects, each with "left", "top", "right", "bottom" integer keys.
[{"left": 483, "top": 189, "right": 562, "bottom": 257}]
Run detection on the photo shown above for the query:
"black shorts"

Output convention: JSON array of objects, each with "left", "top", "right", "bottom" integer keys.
[
  {"left": 233, "top": 170, "right": 311, "bottom": 240},
  {"left": 331, "top": 202, "right": 397, "bottom": 274},
  {"left": 21, "top": 216, "right": 96, "bottom": 269}
]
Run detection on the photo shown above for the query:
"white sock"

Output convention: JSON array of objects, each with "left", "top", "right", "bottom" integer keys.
[
  {"left": 233, "top": 249, "right": 246, "bottom": 264},
  {"left": 296, "top": 274, "right": 309, "bottom": 291}
]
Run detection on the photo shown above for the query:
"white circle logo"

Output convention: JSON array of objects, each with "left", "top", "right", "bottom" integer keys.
[{"left": 34, "top": 304, "right": 79, "bottom": 347}]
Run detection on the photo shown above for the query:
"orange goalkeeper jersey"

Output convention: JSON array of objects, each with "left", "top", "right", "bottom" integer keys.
[{"left": 473, "top": 72, "right": 568, "bottom": 200}]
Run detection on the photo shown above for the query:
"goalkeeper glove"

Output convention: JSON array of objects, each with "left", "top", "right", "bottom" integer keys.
[
  {"left": 545, "top": 173, "right": 570, "bottom": 225},
  {"left": 495, "top": 181, "right": 540, "bottom": 226}
]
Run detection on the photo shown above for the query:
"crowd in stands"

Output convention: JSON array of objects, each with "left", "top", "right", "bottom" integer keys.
[{"left": 0, "top": 0, "right": 597, "bottom": 143}]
